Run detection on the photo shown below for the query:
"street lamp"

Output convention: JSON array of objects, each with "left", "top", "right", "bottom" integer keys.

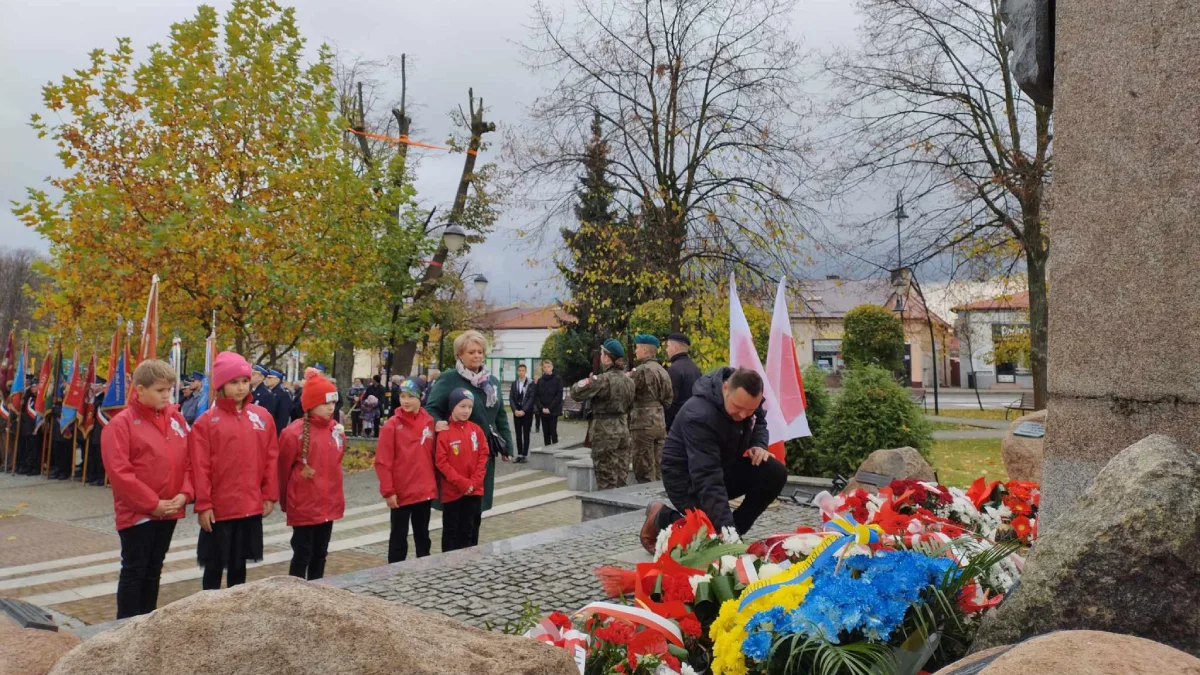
[
  {"left": 465, "top": 273, "right": 488, "bottom": 296},
  {"left": 442, "top": 223, "right": 467, "bottom": 253},
  {"left": 895, "top": 191, "right": 909, "bottom": 270}
]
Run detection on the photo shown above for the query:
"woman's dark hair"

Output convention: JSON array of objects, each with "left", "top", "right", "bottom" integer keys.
[{"left": 727, "top": 368, "right": 764, "bottom": 397}]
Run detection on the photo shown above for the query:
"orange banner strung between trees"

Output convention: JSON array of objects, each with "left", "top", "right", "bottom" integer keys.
[{"left": 345, "top": 128, "right": 477, "bottom": 156}]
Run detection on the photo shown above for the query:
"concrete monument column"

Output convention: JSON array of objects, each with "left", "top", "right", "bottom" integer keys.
[{"left": 1043, "top": 0, "right": 1200, "bottom": 524}]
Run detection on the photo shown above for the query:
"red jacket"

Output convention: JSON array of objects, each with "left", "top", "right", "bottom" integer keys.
[
  {"left": 277, "top": 416, "right": 346, "bottom": 527},
  {"left": 188, "top": 397, "right": 280, "bottom": 522},
  {"left": 101, "top": 396, "right": 194, "bottom": 532},
  {"left": 434, "top": 419, "right": 489, "bottom": 503},
  {"left": 375, "top": 408, "right": 437, "bottom": 506}
]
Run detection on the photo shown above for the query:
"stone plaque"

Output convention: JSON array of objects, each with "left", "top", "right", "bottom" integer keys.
[{"left": 1014, "top": 421, "right": 1046, "bottom": 438}]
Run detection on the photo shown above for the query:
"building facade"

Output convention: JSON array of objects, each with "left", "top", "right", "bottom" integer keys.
[
  {"left": 790, "top": 277, "right": 956, "bottom": 389},
  {"left": 952, "top": 291, "right": 1032, "bottom": 390}
]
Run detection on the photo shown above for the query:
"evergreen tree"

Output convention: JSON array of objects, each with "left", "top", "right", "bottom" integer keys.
[{"left": 558, "top": 113, "right": 648, "bottom": 342}]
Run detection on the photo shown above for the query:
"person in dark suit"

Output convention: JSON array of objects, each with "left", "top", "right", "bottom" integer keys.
[
  {"left": 534, "top": 360, "right": 564, "bottom": 446},
  {"left": 665, "top": 332, "right": 702, "bottom": 432},
  {"left": 265, "top": 369, "right": 292, "bottom": 437},
  {"left": 508, "top": 363, "right": 537, "bottom": 462}
]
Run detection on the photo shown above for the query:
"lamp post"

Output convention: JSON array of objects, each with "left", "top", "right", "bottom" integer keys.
[{"left": 895, "top": 191, "right": 908, "bottom": 270}]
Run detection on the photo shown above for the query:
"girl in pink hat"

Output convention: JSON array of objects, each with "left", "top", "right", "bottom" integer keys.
[{"left": 188, "top": 351, "right": 280, "bottom": 590}]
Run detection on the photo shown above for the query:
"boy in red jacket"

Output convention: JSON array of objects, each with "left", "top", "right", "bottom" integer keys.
[
  {"left": 189, "top": 352, "right": 279, "bottom": 590},
  {"left": 434, "top": 388, "right": 490, "bottom": 552},
  {"left": 278, "top": 369, "right": 345, "bottom": 580},
  {"left": 375, "top": 379, "right": 436, "bottom": 562},
  {"left": 102, "top": 359, "right": 193, "bottom": 619}
]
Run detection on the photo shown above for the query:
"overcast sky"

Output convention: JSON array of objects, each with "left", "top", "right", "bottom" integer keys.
[{"left": 0, "top": 0, "right": 865, "bottom": 305}]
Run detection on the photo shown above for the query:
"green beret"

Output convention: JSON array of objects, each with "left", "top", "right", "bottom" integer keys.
[
  {"left": 634, "top": 334, "right": 660, "bottom": 348},
  {"left": 601, "top": 338, "right": 625, "bottom": 358}
]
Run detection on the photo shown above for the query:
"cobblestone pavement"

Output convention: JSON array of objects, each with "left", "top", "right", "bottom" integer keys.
[{"left": 339, "top": 501, "right": 819, "bottom": 629}]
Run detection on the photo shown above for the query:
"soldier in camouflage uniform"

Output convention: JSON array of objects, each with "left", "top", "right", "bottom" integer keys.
[
  {"left": 629, "top": 335, "right": 674, "bottom": 482},
  {"left": 570, "top": 339, "right": 636, "bottom": 491}
]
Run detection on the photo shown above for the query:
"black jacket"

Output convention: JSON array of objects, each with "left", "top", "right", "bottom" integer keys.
[
  {"left": 661, "top": 367, "right": 770, "bottom": 531},
  {"left": 268, "top": 384, "right": 292, "bottom": 436},
  {"left": 534, "top": 373, "right": 564, "bottom": 417},
  {"left": 666, "top": 353, "right": 702, "bottom": 431},
  {"left": 253, "top": 383, "right": 275, "bottom": 417},
  {"left": 509, "top": 378, "right": 537, "bottom": 415}
]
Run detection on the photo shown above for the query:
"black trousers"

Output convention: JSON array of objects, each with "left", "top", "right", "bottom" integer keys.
[
  {"left": 15, "top": 434, "right": 38, "bottom": 474},
  {"left": 659, "top": 454, "right": 788, "bottom": 536},
  {"left": 351, "top": 410, "right": 362, "bottom": 437},
  {"left": 49, "top": 439, "right": 72, "bottom": 478},
  {"left": 389, "top": 500, "right": 432, "bottom": 563},
  {"left": 116, "top": 520, "right": 177, "bottom": 619},
  {"left": 288, "top": 521, "right": 334, "bottom": 580},
  {"left": 513, "top": 414, "right": 533, "bottom": 457},
  {"left": 541, "top": 414, "right": 559, "bottom": 445},
  {"left": 441, "top": 496, "right": 481, "bottom": 552}
]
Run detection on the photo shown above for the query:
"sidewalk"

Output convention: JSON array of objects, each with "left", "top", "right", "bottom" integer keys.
[{"left": 0, "top": 416, "right": 593, "bottom": 625}]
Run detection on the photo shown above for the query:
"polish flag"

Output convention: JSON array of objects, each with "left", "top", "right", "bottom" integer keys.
[
  {"left": 728, "top": 274, "right": 788, "bottom": 463},
  {"left": 765, "top": 277, "right": 811, "bottom": 450}
]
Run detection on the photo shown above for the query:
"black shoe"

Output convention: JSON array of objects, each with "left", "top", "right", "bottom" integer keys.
[{"left": 46, "top": 471, "right": 62, "bottom": 480}]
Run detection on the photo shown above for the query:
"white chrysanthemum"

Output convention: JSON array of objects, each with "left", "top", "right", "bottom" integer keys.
[
  {"left": 781, "top": 533, "right": 823, "bottom": 558},
  {"left": 757, "top": 562, "right": 785, "bottom": 581},
  {"left": 719, "top": 554, "right": 738, "bottom": 575},
  {"left": 680, "top": 664, "right": 699, "bottom": 675},
  {"left": 653, "top": 525, "right": 673, "bottom": 560},
  {"left": 688, "top": 574, "right": 712, "bottom": 594},
  {"left": 720, "top": 526, "right": 742, "bottom": 544}
]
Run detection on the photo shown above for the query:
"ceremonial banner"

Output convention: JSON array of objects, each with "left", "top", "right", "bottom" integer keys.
[
  {"left": 764, "top": 277, "right": 810, "bottom": 458},
  {"left": 728, "top": 275, "right": 788, "bottom": 463}
]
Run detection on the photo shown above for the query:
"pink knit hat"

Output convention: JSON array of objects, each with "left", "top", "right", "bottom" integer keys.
[{"left": 212, "top": 352, "right": 252, "bottom": 393}]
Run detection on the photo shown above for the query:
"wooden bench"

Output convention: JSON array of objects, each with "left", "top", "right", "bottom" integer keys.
[
  {"left": 562, "top": 393, "right": 585, "bottom": 419},
  {"left": 1005, "top": 392, "right": 1036, "bottom": 419},
  {"left": 910, "top": 388, "right": 928, "bottom": 413}
]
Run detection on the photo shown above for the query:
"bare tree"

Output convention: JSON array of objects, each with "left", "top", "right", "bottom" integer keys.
[
  {"left": 0, "top": 248, "right": 46, "bottom": 335},
  {"left": 510, "top": 0, "right": 816, "bottom": 330},
  {"left": 825, "top": 0, "right": 1052, "bottom": 408}
]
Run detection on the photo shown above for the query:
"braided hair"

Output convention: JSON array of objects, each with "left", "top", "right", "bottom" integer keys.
[{"left": 300, "top": 412, "right": 311, "bottom": 464}]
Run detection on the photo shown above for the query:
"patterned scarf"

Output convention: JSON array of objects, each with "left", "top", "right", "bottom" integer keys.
[{"left": 456, "top": 360, "right": 497, "bottom": 408}]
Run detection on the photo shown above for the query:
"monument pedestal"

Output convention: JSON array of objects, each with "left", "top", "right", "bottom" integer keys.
[{"left": 1045, "top": 0, "right": 1200, "bottom": 524}]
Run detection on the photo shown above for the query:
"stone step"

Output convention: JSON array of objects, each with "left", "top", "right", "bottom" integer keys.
[
  {"left": 566, "top": 458, "right": 596, "bottom": 492},
  {"left": 553, "top": 450, "right": 591, "bottom": 477}
]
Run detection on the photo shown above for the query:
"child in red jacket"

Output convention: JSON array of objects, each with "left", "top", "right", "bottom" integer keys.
[
  {"left": 278, "top": 369, "right": 345, "bottom": 580},
  {"left": 188, "top": 352, "right": 279, "bottom": 590},
  {"left": 102, "top": 359, "right": 193, "bottom": 619},
  {"left": 375, "top": 379, "right": 436, "bottom": 562},
  {"left": 434, "top": 388, "right": 490, "bottom": 552}
]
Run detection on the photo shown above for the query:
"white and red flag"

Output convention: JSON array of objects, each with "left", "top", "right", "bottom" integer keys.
[
  {"left": 728, "top": 274, "right": 789, "bottom": 463},
  {"left": 765, "top": 277, "right": 810, "bottom": 449}
]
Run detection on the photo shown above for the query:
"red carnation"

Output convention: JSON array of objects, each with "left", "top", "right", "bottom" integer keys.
[
  {"left": 662, "top": 574, "right": 696, "bottom": 603},
  {"left": 595, "top": 621, "right": 635, "bottom": 646},
  {"left": 548, "top": 611, "right": 572, "bottom": 631},
  {"left": 678, "top": 613, "right": 703, "bottom": 638}
]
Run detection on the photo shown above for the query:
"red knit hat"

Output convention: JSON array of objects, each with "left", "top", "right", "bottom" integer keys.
[{"left": 300, "top": 367, "right": 338, "bottom": 412}]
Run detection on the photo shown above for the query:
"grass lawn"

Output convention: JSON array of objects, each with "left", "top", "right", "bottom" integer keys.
[
  {"left": 933, "top": 408, "right": 1013, "bottom": 422},
  {"left": 929, "top": 438, "right": 1007, "bottom": 488},
  {"left": 343, "top": 437, "right": 377, "bottom": 473}
]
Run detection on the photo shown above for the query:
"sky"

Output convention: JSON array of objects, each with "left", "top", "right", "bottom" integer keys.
[{"left": 0, "top": 0, "right": 865, "bottom": 306}]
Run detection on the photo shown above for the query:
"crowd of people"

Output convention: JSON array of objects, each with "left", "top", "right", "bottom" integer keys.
[{"left": 6, "top": 325, "right": 792, "bottom": 621}]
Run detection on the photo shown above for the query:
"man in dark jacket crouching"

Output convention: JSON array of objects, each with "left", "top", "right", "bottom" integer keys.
[{"left": 639, "top": 367, "right": 787, "bottom": 552}]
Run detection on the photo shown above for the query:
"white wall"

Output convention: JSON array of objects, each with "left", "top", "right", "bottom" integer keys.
[{"left": 489, "top": 328, "right": 554, "bottom": 360}]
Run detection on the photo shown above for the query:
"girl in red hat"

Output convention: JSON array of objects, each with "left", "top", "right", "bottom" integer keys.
[
  {"left": 277, "top": 369, "right": 345, "bottom": 580},
  {"left": 189, "top": 351, "right": 280, "bottom": 590},
  {"left": 434, "top": 388, "right": 490, "bottom": 552},
  {"left": 375, "top": 379, "right": 436, "bottom": 562}
]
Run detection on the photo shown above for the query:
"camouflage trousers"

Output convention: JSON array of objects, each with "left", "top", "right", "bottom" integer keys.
[
  {"left": 631, "top": 427, "right": 665, "bottom": 483},
  {"left": 590, "top": 417, "right": 632, "bottom": 491}
]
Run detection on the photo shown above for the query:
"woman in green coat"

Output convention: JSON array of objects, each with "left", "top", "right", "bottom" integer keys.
[{"left": 424, "top": 330, "right": 515, "bottom": 513}]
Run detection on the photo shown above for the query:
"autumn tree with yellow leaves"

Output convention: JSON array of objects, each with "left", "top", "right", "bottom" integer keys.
[{"left": 14, "top": 0, "right": 378, "bottom": 360}]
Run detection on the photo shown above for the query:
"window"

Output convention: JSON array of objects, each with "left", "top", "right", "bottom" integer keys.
[{"left": 812, "top": 339, "right": 843, "bottom": 373}]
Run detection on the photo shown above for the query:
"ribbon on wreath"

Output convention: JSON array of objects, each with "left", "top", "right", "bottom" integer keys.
[
  {"left": 525, "top": 617, "right": 590, "bottom": 674},
  {"left": 737, "top": 515, "right": 884, "bottom": 611},
  {"left": 574, "top": 601, "right": 685, "bottom": 647}
]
